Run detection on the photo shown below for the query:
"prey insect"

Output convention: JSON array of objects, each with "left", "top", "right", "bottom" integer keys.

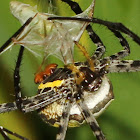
[
  {"left": 0, "top": 0, "right": 140, "bottom": 140},
  {"left": 0, "top": 0, "right": 95, "bottom": 64}
]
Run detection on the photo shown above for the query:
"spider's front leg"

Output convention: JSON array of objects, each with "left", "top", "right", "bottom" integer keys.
[
  {"left": 49, "top": 16, "right": 140, "bottom": 47},
  {"left": 0, "top": 18, "right": 32, "bottom": 54},
  {"left": 0, "top": 17, "right": 34, "bottom": 109},
  {"left": 96, "top": 28, "right": 131, "bottom": 73},
  {"left": 0, "top": 88, "right": 66, "bottom": 114},
  {"left": 60, "top": 0, "right": 106, "bottom": 60},
  {"left": 92, "top": 18, "right": 140, "bottom": 45}
]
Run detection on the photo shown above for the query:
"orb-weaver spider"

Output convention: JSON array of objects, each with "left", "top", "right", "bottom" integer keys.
[{"left": 0, "top": 0, "right": 140, "bottom": 140}]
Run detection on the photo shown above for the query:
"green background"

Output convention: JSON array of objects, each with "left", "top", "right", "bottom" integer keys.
[{"left": 0, "top": 0, "right": 140, "bottom": 140}]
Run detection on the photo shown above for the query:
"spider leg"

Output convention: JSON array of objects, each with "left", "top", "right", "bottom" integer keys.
[
  {"left": 49, "top": 16, "right": 140, "bottom": 45},
  {"left": 60, "top": 0, "right": 106, "bottom": 59},
  {"left": 97, "top": 30, "right": 133, "bottom": 73},
  {"left": 0, "top": 126, "right": 28, "bottom": 140},
  {"left": 108, "top": 60, "right": 140, "bottom": 73},
  {"left": 0, "top": 46, "right": 25, "bottom": 113},
  {"left": 60, "top": 0, "right": 82, "bottom": 14},
  {"left": 0, "top": 102, "right": 17, "bottom": 113},
  {"left": 103, "top": 29, "right": 130, "bottom": 61},
  {"left": 74, "top": 88, "right": 105, "bottom": 140},
  {"left": 22, "top": 91, "right": 66, "bottom": 113},
  {"left": 0, "top": 90, "right": 66, "bottom": 113},
  {"left": 56, "top": 100, "right": 72, "bottom": 140},
  {"left": 77, "top": 100, "right": 106, "bottom": 140},
  {"left": 14, "top": 46, "right": 25, "bottom": 110},
  {"left": 95, "top": 29, "right": 130, "bottom": 73},
  {"left": 0, "top": 18, "right": 32, "bottom": 54},
  {"left": 109, "top": 28, "right": 130, "bottom": 60},
  {"left": 92, "top": 18, "right": 140, "bottom": 45},
  {"left": 0, "top": 126, "right": 11, "bottom": 140}
]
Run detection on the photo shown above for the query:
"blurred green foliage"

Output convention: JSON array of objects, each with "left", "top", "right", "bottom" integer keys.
[{"left": 0, "top": 0, "right": 140, "bottom": 140}]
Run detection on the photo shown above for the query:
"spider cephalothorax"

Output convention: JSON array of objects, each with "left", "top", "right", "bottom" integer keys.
[{"left": 0, "top": 0, "right": 140, "bottom": 140}]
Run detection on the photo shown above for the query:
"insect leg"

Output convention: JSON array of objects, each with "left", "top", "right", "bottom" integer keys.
[
  {"left": 0, "top": 18, "right": 33, "bottom": 54},
  {"left": 74, "top": 41, "right": 95, "bottom": 71}
]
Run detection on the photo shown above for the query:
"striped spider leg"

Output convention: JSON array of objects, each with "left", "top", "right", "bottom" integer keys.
[
  {"left": 56, "top": 90, "right": 74, "bottom": 140},
  {"left": 77, "top": 96, "right": 105, "bottom": 140}
]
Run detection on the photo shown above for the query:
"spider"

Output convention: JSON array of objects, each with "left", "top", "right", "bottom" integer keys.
[{"left": 0, "top": 0, "right": 140, "bottom": 140}]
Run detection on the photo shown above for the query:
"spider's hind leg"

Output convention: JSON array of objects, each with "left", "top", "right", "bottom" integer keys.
[
  {"left": 73, "top": 88, "right": 106, "bottom": 140},
  {"left": 77, "top": 97, "right": 106, "bottom": 140}
]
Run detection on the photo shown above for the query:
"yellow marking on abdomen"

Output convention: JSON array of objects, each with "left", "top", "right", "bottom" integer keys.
[{"left": 38, "top": 80, "right": 64, "bottom": 89}]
